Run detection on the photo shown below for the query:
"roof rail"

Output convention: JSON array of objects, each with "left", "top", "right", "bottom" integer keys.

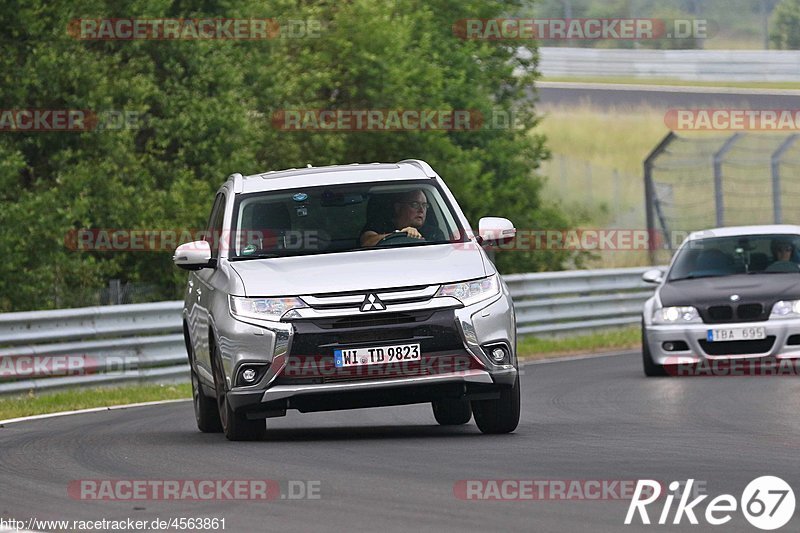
[
  {"left": 397, "top": 159, "right": 436, "bottom": 178},
  {"left": 229, "top": 172, "right": 244, "bottom": 193}
]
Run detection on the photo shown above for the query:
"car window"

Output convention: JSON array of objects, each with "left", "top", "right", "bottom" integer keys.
[
  {"left": 229, "top": 181, "right": 465, "bottom": 259},
  {"left": 206, "top": 193, "right": 226, "bottom": 259},
  {"left": 668, "top": 234, "right": 800, "bottom": 280}
]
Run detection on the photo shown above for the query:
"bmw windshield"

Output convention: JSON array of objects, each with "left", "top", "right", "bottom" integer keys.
[{"left": 668, "top": 234, "right": 800, "bottom": 281}]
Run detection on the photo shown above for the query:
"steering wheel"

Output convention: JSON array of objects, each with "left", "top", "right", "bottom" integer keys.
[{"left": 376, "top": 231, "right": 426, "bottom": 246}]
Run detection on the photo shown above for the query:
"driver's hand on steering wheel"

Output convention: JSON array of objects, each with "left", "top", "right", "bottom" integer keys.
[{"left": 400, "top": 227, "right": 423, "bottom": 239}]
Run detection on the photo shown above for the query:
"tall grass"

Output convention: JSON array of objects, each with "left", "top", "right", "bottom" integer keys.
[{"left": 534, "top": 104, "right": 670, "bottom": 267}]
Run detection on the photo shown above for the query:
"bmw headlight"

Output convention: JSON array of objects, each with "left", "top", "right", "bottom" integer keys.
[
  {"left": 229, "top": 295, "right": 307, "bottom": 321},
  {"left": 652, "top": 306, "right": 701, "bottom": 324},
  {"left": 770, "top": 299, "right": 800, "bottom": 318},
  {"left": 436, "top": 274, "right": 500, "bottom": 306}
]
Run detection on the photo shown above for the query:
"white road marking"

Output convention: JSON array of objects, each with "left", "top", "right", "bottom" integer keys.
[{"left": 0, "top": 398, "right": 189, "bottom": 427}]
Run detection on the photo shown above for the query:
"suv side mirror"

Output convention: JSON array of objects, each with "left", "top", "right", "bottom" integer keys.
[
  {"left": 477, "top": 217, "right": 516, "bottom": 246},
  {"left": 173, "top": 241, "right": 214, "bottom": 270},
  {"left": 642, "top": 268, "right": 664, "bottom": 284}
]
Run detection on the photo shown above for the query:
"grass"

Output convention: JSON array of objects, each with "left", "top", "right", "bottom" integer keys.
[
  {"left": 517, "top": 326, "right": 640, "bottom": 360},
  {"left": 0, "top": 382, "right": 191, "bottom": 422},
  {"left": 0, "top": 329, "right": 642, "bottom": 419},
  {"left": 536, "top": 103, "right": 668, "bottom": 177},
  {"left": 534, "top": 103, "right": 669, "bottom": 268},
  {"left": 541, "top": 76, "right": 800, "bottom": 90}
]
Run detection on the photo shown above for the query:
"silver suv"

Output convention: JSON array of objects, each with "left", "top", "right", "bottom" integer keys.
[{"left": 173, "top": 160, "right": 520, "bottom": 440}]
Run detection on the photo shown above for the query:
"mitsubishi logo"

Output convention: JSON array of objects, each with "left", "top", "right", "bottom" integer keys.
[{"left": 360, "top": 293, "right": 386, "bottom": 312}]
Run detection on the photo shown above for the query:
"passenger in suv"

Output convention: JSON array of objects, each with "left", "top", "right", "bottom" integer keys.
[{"left": 174, "top": 160, "right": 520, "bottom": 440}]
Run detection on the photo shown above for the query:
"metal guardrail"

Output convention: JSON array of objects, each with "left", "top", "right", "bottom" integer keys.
[
  {"left": 0, "top": 267, "right": 658, "bottom": 395},
  {"left": 0, "top": 302, "right": 186, "bottom": 396},
  {"left": 538, "top": 47, "right": 800, "bottom": 82},
  {"left": 505, "top": 266, "right": 656, "bottom": 336}
]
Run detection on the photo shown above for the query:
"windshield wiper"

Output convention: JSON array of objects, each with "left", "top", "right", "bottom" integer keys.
[
  {"left": 669, "top": 274, "right": 729, "bottom": 281},
  {"left": 230, "top": 253, "right": 281, "bottom": 261}
]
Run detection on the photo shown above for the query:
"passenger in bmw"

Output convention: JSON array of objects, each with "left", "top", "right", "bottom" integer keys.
[{"left": 768, "top": 238, "right": 800, "bottom": 272}]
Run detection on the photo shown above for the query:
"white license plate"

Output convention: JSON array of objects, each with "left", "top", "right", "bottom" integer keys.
[
  {"left": 707, "top": 327, "right": 766, "bottom": 342},
  {"left": 334, "top": 343, "right": 421, "bottom": 368}
]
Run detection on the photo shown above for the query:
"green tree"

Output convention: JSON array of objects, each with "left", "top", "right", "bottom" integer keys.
[
  {"left": 771, "top": 0, "right": 800, "bottom": 49},
  {"left": 0, "top": 0, "right": 572, "bottom": 312}
]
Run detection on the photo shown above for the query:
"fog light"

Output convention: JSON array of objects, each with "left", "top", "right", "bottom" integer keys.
[
  {"left": 491, "top": 347, "right": 506, "bottom": 362},
  {"left": 242, "top": 368, "right": 257, "bottom": 383},
  {"left": 663, "top": 342, "right": 674, "bottom": 351}
]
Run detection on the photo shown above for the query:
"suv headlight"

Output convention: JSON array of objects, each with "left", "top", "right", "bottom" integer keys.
[
  {"left": 436, "top": 274, "right": 500, "bottom": 306},
  {"left": 770, "top": 300, "right": 800, "bottom": 318},
  {"left": 652, "top": 306, "right": 701, "bottom": 324},
  {"left": 229, "top": 296, "right": 307, "bottom": 321}
]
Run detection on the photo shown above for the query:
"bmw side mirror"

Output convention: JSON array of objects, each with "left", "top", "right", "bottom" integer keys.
[{"left": 642, "top": 268, "right": 664, "bottom": 284}]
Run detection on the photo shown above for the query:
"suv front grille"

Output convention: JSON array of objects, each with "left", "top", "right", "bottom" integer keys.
[
  {"left": 316, "top": 312, "right": 419, "bottom": 329},
  {"left": 279, "top": 308, "right": 475, "bottom": 384}
]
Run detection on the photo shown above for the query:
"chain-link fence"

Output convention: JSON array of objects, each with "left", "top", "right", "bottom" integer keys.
[
  {"left": 541, "top": 155, "right": 644, "bottom": 228},
  {"left": 645, "top": 132, "right": 800, "bottom": 263}
]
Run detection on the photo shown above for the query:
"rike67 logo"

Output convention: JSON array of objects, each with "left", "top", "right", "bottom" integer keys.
[{"left": 625, "top": 477, "right": 795, "bottom": 530}]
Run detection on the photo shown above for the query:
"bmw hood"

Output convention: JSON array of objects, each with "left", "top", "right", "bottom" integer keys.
[
  {"left": 659, "top": 274, "right": 800, "bottom": 307},
  {"left": 228, "top": 243, "right": 489, "bottom": 297}
]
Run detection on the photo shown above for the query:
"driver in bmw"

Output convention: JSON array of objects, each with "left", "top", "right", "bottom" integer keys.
[{"left": 360, "top": 189, "right": 428, "bottom": 246}]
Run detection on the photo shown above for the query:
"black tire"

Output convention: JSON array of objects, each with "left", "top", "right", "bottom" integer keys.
[
  {"left": 211, "top": 343, "right": 266, "bottom": 441},
  {"left": 432, "top": 399, "right": 472, "bottom": 425},
  {"left": 472, "top": 376, "right": 520, "bottom": 434},
  {"left": 192, "top": 366, "right": 223, "bottom": 433},
  {"left": 185, "top": 326, "right": 222, "bottom": 433},
  {"left": 642, "top": 325, "right": 668, "bottom": 377}
]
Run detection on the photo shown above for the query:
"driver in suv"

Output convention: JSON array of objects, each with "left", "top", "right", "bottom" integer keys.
[{"left": 359, "top": 189, "right": 429, "bottom": 246}]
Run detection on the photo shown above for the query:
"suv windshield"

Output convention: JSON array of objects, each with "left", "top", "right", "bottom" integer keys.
[
  {"left": 228, "top": 180, "right": 465, "bottom": 259},
  {"left": 668, "top": 234, "right": 800, "bottom": 281}
]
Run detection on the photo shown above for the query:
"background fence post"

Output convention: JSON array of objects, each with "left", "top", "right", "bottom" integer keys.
[
  {"left": 643, "top": 132, "right": 676, "bottom": 265},
  {"left": 713, "top": 133, "right": 742, "bottom": 227},
  {"left": 771, "top": 134, "right": 799, "bottom": 224}
]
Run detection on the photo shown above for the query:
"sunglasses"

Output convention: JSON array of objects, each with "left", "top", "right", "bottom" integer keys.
[{"left": 399, "top": 201, "right": 430, "bottom": 210}]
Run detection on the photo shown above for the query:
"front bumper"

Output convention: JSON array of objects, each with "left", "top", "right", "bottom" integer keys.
[
  {"left": 644, "top": 317, "right": 800, "bottom": 364},
  {"left": 217, "top": 289, "right": 517, "bottom": 415}
]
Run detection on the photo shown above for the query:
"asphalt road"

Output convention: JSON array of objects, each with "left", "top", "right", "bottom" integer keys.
[
  {"left": 537, "top": 82, "right": 800, "bottom": 109},
  {"left": 2, "top": 351, "right": 799, "bottom": 533}
]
